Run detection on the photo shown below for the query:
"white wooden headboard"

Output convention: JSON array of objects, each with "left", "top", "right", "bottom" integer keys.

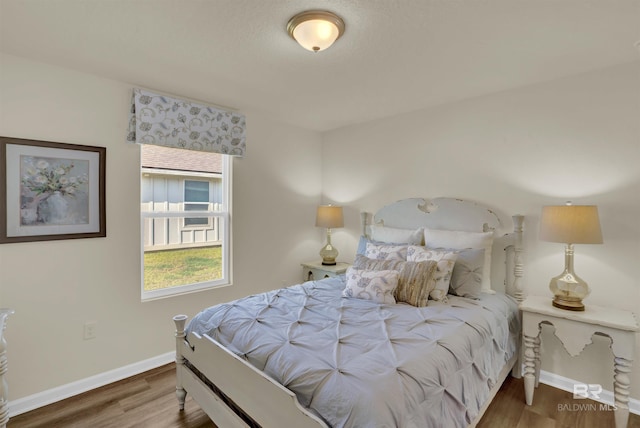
[{"left": 361, "top": 197, "right": 524, "bottom": 301}]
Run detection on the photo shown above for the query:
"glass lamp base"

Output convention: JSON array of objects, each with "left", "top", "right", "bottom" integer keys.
[
  {"left": 319, "top": 242, "right": 338, "bottom": 266},
  {"left": 549, "top": 244, "right": 590, "bottom": 312}
]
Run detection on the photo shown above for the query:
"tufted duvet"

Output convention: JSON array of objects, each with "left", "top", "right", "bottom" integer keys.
[{"left": 186, "top": 276, "right": 519, "bottom": 428}]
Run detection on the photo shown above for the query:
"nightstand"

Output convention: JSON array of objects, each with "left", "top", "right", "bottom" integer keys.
[
  {"left": 301, "top": 261, "right": 350, "bottom": 282},
  {"left": 520, "top": 295, "right": 638, "bottom": 428}
]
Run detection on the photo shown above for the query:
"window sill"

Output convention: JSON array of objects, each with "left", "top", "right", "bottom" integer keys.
[{"left": 141, "top": 280, "right": 232, "bottom": 302}]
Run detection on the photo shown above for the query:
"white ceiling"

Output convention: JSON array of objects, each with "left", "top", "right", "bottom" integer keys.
[{"left": 1, "top": 0, "right": 639, "bottom": 132}]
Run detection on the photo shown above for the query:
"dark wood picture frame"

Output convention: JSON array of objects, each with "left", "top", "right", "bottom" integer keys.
[{"left": 0, "top": 136, "right": 106, "bottom": 243}]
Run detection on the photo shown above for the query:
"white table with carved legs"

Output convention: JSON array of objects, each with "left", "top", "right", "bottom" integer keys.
[{"left": 520, "top": 296, "right": 638, "bottom": 428}]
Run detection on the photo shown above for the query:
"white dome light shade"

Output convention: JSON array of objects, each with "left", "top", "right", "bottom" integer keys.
[
  {"left": 287, "top": 11, "right": 345, "bottom": 52},
  {"left": 293, "top": 19, "right": 340, "bottom": 52}
]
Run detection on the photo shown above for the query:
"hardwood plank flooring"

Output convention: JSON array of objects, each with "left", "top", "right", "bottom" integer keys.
[
  {"left": 9, "top": 363, "right": 640, "bottom": 428},
  {"left": 477, "top": 375, "right": 640, "bottom": 428},
  {"left": 8, "top": 364, "right": 215, "bottom": 428}
]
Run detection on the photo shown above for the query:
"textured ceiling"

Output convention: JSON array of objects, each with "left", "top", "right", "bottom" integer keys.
[{"left": 1, "top": 0, "right": 639, "bottom": 131}]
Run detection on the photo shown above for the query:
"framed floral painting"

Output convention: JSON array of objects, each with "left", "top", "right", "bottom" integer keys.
[{"left": 0, "top": 137, "right": 106, "bottom": 243}]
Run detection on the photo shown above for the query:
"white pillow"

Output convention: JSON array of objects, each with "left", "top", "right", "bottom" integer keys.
[
  {"left": 406, "top": 246, "right": 458, "bottom": 301},
  {"left": 423, "top": 228, "right": 494, "bottom": 293},
  {"left": 365, "top": 242, "right": 408, "bottom": 261},
  {"left": 369, "top": 225, "right": 423, "bottom": 245},
  {"left": 342, "top": 267, "right": 399, "bottom": 304}
]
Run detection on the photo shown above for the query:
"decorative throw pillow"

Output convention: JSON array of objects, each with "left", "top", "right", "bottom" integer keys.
[
  {"left": 369, "top": 225, "right": 423, "bottom": 245},
  {"left": 423, "top": 228, "right": 494, "bottom": 293},
  {"left": 449, "top": 248, "right": 485, "bottom": 298},
  {"left": 342, "top": 267, "right": 399, "bottom": 304},
  {"left": 352, "top": 254, "right": 437, "bottom": 307},
  {"left": 356, "top": 236, "right": 389, "bottom": 256},
  {"left": 406, "top": 246, "right": 458, "bottom": 301},
  {"left": 365, "top": 242, "right": 408, "bottom": 261}
]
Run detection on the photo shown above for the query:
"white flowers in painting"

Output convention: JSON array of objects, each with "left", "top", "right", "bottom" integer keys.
[
  {"left": 21, "top": 156, "right": 88, "bottom": 197},
  {"left": 18, "top": 153, "right": 91, "bottom": 227}
]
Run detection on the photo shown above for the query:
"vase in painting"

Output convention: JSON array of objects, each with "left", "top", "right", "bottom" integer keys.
[{"left": 38, "top": 191, "right": 70, "bottom": 224}]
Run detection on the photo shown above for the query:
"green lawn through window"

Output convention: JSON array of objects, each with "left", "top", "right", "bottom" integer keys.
[{"left": 144, "top": 246, "right": 222, "bottom": 291}]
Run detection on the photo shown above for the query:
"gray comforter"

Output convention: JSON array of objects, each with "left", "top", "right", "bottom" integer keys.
[{"left": 187, "top": 276, "right": 519, "bottom": 428}]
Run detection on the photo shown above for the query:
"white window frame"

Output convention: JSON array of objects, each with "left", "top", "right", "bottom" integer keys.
[{"left": 141, "top": 155, "right": 231, "bottom": 301}]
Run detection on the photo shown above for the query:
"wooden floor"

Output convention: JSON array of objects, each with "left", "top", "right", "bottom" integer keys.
[
  {"left": 8, "top": 363, "right": 640, "bottom": 428},
  {"left": 8, "top": 364, "right": 215, "bottom": 428},
  {"left": 477, "top": 375, "right": 640, "bottom": 428}
]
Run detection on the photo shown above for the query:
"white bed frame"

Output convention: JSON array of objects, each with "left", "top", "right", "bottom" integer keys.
[{"left": 174, "top": 197, "right": 525, "bottom": 428}]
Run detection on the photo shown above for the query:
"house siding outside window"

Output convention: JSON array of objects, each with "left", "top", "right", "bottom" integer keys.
[{"left": 140, "top": 145, "right": 230, "bottom": 300}]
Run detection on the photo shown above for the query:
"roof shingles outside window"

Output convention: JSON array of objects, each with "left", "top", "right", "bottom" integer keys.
[{"left": 141, "top": 145, "right": 222, "bottom": 174}]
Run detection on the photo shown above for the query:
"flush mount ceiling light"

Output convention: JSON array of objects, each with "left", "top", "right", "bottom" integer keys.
[{"left": 287, "top": 10, "right": 345, "bottom": 52}]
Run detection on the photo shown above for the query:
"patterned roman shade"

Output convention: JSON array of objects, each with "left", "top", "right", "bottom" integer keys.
[{"left": 127, "top": 88, "right": 246, "bottom": 156}]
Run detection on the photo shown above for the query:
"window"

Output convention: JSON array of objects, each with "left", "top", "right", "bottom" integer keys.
[
  {"left": 140, "top": 145, "right": 231, "bottom": 300},
  {"left": 184, "top": 180, "right": 210, "bottom": 227}
]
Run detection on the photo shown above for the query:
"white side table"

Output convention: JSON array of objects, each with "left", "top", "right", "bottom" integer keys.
[
  {"left": 301, "top": 261, "right": 350, "bottom": 282},
  {"left": 520, "top": 295, "right": 638, "bottom": 428}
]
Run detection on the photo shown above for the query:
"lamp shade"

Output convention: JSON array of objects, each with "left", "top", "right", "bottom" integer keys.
[
  {"left": 539, "top": 205, "right": 603, "bottom": 244},
  {"left": 287, "top": 10, "right": 345, "bottom": 52},
  {"left": 315, "top": 205, "right": 344, "bottom": 229}
]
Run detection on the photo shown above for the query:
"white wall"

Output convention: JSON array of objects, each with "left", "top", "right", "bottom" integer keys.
[
  {"left": 0, "top": 53, "right": 323, "bottom": 402},
  {"left": 322, "top": 62, "right": 640, "bottom": 399}
]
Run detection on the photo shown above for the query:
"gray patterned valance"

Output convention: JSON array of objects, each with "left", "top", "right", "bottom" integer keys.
[{"left": 127, "top": 88, "right": 246, "bottom": 156}]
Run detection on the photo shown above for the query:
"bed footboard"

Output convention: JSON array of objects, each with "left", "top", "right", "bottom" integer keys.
[
  {"left": 173, "top": 315, "right": 329, "bottom": 428},
  {"left": 174, "top": 315, "right": 188, "bottom": 411}
]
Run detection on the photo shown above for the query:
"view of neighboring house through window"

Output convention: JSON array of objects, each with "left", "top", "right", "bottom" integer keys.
[
  {"left": 184, "top": 180, "right": 211, "bottom": 226},
  {"left": 140, "top": 145, "right": 230, "bottom": 300}
]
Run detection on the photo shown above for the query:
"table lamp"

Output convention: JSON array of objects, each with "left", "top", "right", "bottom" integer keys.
[
  {"left": 315, "top": 205, "right": 344, "bottom": 265},
  {"left": 539, "top": 204, "right": 603, "bottom": 311}
]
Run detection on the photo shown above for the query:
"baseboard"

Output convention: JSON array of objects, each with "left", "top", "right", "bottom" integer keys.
[
  {"left": 9, "top": 351, "right": 175, "bottom": 417},
  {"left": 539, "top": 369, "right": 640, "bottom": 415}
]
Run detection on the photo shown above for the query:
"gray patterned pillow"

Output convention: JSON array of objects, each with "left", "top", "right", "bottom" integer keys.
[
  {"left": 352, "top": 254, "right": 438, "bottom": 307},
  {"left": 356, "top": 235, "right": 411, "bottom": 256},
  {"left": 450, "top": 248, "right": 485, "bottom": 298},
  {"left": 342, "top": 267, "right": 399, "bottom": 304},
  {"left": 364, "top": 242, "right": 408, "bottom": 261}
]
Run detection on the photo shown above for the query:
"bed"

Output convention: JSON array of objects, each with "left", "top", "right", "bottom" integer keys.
[{"left": 173, "top": 197, "right": 525, "bottom": 428}]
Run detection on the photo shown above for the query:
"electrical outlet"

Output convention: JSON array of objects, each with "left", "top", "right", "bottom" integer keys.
[{"left": 84, "top": 321, "right": 97, "bottom": 340}]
